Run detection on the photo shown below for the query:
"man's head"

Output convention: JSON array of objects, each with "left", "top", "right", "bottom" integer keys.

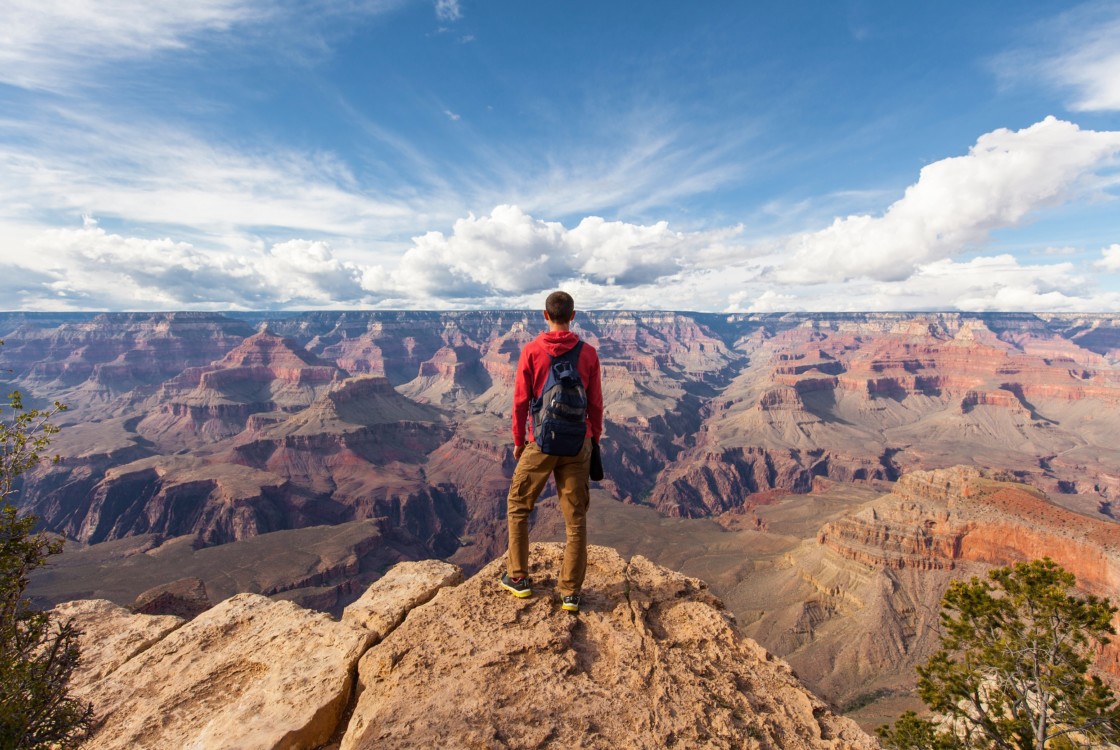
[{"left": 544, "top": 291, "right": 575, "bottom": 325}]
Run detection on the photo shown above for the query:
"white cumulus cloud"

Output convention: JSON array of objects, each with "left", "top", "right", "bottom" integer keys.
[
  {"left": 1096, "top": 244, "right": 1120, "bottom": 272},
  {"left": 14, "top": 224, "right": 369, "bottom": 310},
  {"left": 262, "top": 239, "right": 366, "bottom": 302},
  {"left": 392, "top": 206, "right": 573, "bottom": 297},
  {"left": 775, "top": 117, "right": 1120, "bottom": 284},
  {"left": 390, "top": 205, "right": 737, "bottom": 299},
  {"left": 731, "top": 254, "right": 1117, "bottom": 313},
  {"left": 3, "top": 201, "right": 1119, "bottom": 314}
]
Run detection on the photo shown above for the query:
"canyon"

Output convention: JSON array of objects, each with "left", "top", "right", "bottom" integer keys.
[{"left": 5, "top": 310, "right": 1120, "bottom": 725}]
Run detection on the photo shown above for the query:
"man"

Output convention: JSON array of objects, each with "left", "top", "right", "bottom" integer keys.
[{"left": 501, "top": 291, "right": 603, "bottom": 613}]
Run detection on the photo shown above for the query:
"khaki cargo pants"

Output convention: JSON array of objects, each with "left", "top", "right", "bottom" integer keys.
[{"left": 506, "top": 438, "right": 592, "bottom": 597}]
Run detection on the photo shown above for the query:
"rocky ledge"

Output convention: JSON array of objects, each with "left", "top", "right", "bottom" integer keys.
[{"left": 63, "top": 544, "right": 876, "bottom": 750}]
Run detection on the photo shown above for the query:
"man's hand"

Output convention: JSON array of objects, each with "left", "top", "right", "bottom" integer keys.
[{"left": 514, "top": 442, "right": 525, "bottom": 461}]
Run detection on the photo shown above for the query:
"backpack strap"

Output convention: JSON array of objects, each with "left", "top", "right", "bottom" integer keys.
[
  {"left": 531, "top": 341, "right": 584, "bottom": 409},
  {"left": 553, "top": 341, "right": 583, "bottom": 370}
]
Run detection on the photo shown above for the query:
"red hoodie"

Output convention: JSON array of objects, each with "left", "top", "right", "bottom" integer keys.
[{"left": 512, "top": 330, "right": 603, "bottom": 446}]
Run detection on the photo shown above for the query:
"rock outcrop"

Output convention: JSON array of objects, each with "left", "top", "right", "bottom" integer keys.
[
  {"left": 53, "top": 599, "right": 184, "bottom": 692},
  {"left": 64, "top": 546, "right": 876, "bottom": 750},
  {"left": 75, "top": 594, "right": 373, "bottom": 750},
  {"left": 341, "top": 558, "right": 463, "bottom": 640},
  {"left": 132, "top": 576, "right": 212, "bottom": 619},
  {"left": 340, "top": 545, "right": 875, "bottom": 750}
]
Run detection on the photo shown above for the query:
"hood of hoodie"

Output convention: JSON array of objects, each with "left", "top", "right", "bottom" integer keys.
[{"left": 538, "top": 330, "right": 580, "bottom": 357}]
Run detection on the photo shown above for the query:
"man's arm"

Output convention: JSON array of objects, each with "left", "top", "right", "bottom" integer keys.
[
  {"left": 511, "top": 348, "right": 533, "bottom": 457},
  {"left": 585, "top": 348, "right": 603, "bottom": 441}
]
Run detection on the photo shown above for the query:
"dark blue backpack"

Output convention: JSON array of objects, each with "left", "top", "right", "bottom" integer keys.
[{"left": 532, "top": 342, "right": 588, "bottom": 456}]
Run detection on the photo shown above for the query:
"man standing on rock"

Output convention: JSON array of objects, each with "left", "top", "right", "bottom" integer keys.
[{"left": 502, "top": 291, "right": 603, "bottom": 613}]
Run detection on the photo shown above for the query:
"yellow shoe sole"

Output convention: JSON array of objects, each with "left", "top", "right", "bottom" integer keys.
[{"left": 500, "top": 580, "right": 532, "bottom": 598}]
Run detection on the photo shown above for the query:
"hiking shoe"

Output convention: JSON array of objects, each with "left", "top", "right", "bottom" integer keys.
[
  {"left": 500, "top": 573, "right": 532, "bottom": 598},
  {"left": 561, "top": 593, "right": 581, "bottom": 613}
]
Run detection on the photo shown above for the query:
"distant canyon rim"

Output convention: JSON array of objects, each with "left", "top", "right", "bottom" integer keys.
[{"left": 6, "top": 309, "right": 1120, "bottom": 725}]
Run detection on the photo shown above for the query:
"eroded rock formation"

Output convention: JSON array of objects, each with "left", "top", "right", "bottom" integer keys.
[
  {"left": 9, "top": 310, "right": 1120, "bottom": 603},
  {"left": 64, "top": 547, "right": 875, "bottom": 750},
  {"left": 819, "top": 467, "right": 1120, "bottom": 590},
  {"left": 732, "top": 467, "right": 1120, "bottom": 711}
]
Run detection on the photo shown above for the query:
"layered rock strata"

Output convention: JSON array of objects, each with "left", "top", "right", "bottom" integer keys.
[
  {"left": 817, "top": 466, "right": 1120, "bottom": 678},
  {"left": 819, "top": 467, "right": 1120, "bottom": 587},
  {"left": 652, "top": 314, "right": 1120, "bottom": 515},
  {"left": 136, "top": 332, "right": 344, "bottom": 449},
  {"left": 9, "top": 310, "right": 1120, "bottom": 572}
]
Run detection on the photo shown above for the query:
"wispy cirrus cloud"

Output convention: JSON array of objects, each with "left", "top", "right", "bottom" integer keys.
[
  {"left": 994, "top": 0, "right": 1120, "bottom": 112},
  {"left": 471, "top": 109, "right": 762, "bottom": 221},
  {"left": 2, "top": 0, "right": 1119, "bottom": 317},
  {"left": 0, "top": 106, "right": 421, "bottom": 244},
  {"left": 0, "top": 94, "right": 761, "bottom": 262},
  {"left": 0, "top": 1, "right": 769, "bottom": 273},
  {"left": 0, "top": 0, "right": 262, "bottom": 91},
  {"left": 435, "top": 0, "right": 462, "bottom": 22},
  {"left": 0, "top": 0, "right": 414, "bottom": 92}
]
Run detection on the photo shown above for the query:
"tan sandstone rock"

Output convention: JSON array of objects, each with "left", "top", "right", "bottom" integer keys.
[
  {"left": 52, "top": 599, "right": 184, "bottom": 693},
  {"left": 342, "top": 559, "right": 463, "bottom": 639},
  {"left": 81, "top": 593, "right": 372, "bottom": 750},
  {"left": 340, "top": 543, "right": 877, "bottom": 750}
]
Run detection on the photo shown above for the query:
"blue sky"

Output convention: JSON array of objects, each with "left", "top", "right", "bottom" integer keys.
[{"left": 1, "top": 0, "right": 1118, "bottom": 312}]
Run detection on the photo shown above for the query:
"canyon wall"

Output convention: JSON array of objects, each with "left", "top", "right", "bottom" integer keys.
[
  {"left": 816, "top": 466, "right": 1120, "bottom": 676},
  {"left": 5, "top": 310, "right": 1120, "bottom": 572}
]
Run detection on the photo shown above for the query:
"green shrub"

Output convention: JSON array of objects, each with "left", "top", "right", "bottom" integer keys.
[
  {"left": 878, "top": 558, "right": 1120, "bottom": 750},
  {"left": 0, "top": 381, "right": 91, "bottom": 749}
]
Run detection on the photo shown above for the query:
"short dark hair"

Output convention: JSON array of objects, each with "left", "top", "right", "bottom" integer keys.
[{"left": 544, "top": 291, "right": 574, "bottom": 323}]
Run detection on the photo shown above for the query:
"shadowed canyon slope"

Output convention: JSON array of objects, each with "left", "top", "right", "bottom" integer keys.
[{"left": 63, "top": 546, "right": 876, "bottom": 750}]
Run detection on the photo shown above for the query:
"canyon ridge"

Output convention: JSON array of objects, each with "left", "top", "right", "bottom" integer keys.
[{"left": 5, "top": 309, "right": 1120, "bottom": 725}]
